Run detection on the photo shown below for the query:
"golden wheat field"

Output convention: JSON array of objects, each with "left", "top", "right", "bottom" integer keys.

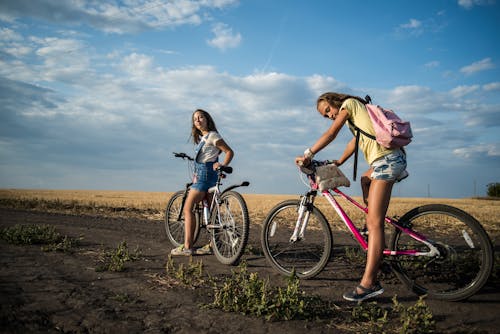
[{"left": 0, "top": 188, "right": 499, "bottom": 240}]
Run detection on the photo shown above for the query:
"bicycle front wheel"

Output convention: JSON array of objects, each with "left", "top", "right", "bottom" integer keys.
[
  {"left": 390, "top": 204, "right": 493, "bottom": 301},
  {"left": 211, "top": 191, "right": 250, "bottom": 265},
  {"left": 164, "top": 191, "right": 200, "bottom": 247},
  {"left": 261, "top": 200, "right": 332, "bottom": 279}
]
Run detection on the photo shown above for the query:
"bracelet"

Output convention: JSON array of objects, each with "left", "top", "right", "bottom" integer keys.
[{"left": 304, "top": 148, "right": 315, "bottom": 159}]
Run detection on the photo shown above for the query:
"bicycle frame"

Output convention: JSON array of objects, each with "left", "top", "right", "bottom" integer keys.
[
  {"left": 294, "top": 179, "right": 440, "bottom": 258},
  {"left": 174, "top": 163, "right": 249, "bottom": 227}
]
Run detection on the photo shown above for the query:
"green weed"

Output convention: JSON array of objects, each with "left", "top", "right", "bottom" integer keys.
[
  {"left": 165, "top": 255, "right": 205, "bottom": 287},
  {"left": 0, "top": 224, "right": 79, "bottom": 252},
  {"left": 96, "top": 241, "right": 141, "bottom": 272},
  {"left": 210, "top": 263, "right": 334, "bottom": 321},
  {"left": 349, "top": 295, "right": 435, "bottom": 333},
  {"left": 393, "top": 295, "right": 435, "bottom": 334}
]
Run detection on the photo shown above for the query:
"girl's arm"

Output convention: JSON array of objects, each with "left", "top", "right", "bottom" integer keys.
[
  {"left": 295, "top": 108, "right": 350, "bottom": 166},
  {"left": 214, "top": 139, "right": 234, "bottom": 169},
  {"left": 309, "top": 107, "right": 349, "bottom": 154}
]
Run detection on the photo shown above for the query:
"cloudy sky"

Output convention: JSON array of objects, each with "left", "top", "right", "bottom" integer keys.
[{"left": 0, "top": 0, "right": 499, "bottom": 198}]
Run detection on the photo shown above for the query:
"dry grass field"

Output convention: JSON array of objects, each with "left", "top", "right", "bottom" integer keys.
[{"left": 0, "top": 188, "right": 498, "bottom": 240}]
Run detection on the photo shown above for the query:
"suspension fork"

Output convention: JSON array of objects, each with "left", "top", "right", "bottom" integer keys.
[{"left": 290, "top": 191, "right": 316, "bottom": 242}]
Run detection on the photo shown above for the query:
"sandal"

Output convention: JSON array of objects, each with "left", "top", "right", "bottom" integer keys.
[{"left": 343, "top": 283, "right": 384, "bottom": 302}]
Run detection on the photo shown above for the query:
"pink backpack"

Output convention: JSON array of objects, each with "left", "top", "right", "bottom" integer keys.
[
  {"left": 364, "top": 104, "right": 413, "bottom": 148},
  {"left": 347, "top": 96, "right": 413, "bottom": 180}
]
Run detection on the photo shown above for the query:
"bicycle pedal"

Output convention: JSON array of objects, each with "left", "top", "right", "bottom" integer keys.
[{"left": 206, "top": 224, "right": 222, "bottom": 229}]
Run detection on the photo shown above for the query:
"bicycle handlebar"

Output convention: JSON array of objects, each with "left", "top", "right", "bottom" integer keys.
[
  {"left": 173, "top": 152, "right": 233, "bottom": 174},
  {"left": 173, "top": 152, "right": 194, "bottom": 161},
  {"left": 217, "top": 165, "right": 233, "bottom": 174}
]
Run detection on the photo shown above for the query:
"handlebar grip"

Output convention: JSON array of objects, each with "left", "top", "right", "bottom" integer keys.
[
  {"left": 173, "top": 152, "right": 194, "bottom": 160},
  {"left": 218, "top": 166, "right": 233, "bottom": 174}
]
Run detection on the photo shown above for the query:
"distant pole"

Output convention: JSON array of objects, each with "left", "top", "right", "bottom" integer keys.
[
  {"left": 474, "top": 180, "right": 477, "bottom": 197},
  {"left": 427, "top": 184, "right": 431, "bottom": 198}
]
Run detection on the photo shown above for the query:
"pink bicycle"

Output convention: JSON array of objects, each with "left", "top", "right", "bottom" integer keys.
[{"left": 261, "top": 160, "right": 493, "bottom": 301}]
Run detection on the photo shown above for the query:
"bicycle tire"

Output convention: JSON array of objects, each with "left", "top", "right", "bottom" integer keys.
[
  {"left": 390, "top": 204, "right": 493, "bottom": 301},
  {"left": 261, "top": 200, "right": 332, "bottom": 279},
  {"left": 210, "top": 190, "right": 250, "bottom": 265},
  {"left": 165, "top": 191, "right": 201, "bottom": 247}
]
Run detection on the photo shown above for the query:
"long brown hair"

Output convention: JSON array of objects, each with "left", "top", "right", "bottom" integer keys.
[
  {"left": 316, "top": 92, "right": 369, "bottom": 110},
  {"left": 190, "top": 109, "right": 218, "bottom": 144}
]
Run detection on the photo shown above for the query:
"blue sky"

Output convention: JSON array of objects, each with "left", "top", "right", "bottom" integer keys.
[{"left": 0, "top": 0, "right": 499, "bottom": 198}]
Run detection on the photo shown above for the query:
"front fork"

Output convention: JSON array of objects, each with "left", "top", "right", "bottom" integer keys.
[{"left": 290, "top": 191, "right": 316, "bottom": 242}]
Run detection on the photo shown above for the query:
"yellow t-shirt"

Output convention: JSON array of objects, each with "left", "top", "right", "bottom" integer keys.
[{"left": 340, "top": 98, "right": 392, "bottom": 165}]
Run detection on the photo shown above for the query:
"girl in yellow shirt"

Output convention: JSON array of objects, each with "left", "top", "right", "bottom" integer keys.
[{"left": 295, "top": 92, "right": 407, "bottom": 302}]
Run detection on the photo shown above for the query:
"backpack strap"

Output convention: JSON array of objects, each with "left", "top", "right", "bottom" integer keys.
[{"left": 347, "top": 119, "right": 376, "bottom": 181}]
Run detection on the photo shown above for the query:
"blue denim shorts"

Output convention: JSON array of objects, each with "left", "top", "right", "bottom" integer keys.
[
  {"left": 371, "top": 149, "right": 407, "bottom": 181},
  {"left": 191, "top": 162, "right": 217, "bottom": 192}
]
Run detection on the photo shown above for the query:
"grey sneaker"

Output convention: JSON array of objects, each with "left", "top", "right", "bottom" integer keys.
[{"left": 343, "top": 283, "right": 384, "bottom": 302}]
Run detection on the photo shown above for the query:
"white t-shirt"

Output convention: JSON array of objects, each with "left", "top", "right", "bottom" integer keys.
[{"left": 195, "top": 131, "right": 222, "bottom": 163}]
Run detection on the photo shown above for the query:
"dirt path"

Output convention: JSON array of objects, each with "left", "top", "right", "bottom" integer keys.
[{"left": 0, "top": 208, "right": 498, "bottom": 333}]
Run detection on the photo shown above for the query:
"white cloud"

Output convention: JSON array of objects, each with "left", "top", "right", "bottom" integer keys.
[
  {"left": 0, "top": 0, "right": 239, "bottom": 34},
  {"left": 458, "top": 0, "right": 496, "bottom": 9},
  {"left": 460, "top": 58, "right": 495, "bottom": 75},
  {"left": 453, "top": 143, "right": 500, "bottom": 159},
  {"left": 120, "top": 53, "right": 154, "bottom": 77},
  {"left": 424, "top": 61, "right": 440, "bottom": 68},
  {"left": 450, "top": 85, "right": 480, "bottom": 98},
  {"left": 206, "top": 22, "right": 242, "bottom": 51},
  {"left": 400, "top": 18, "right": 422, "bottom": 29},
  {"left": 483, "top": 82, "right": 500, "bottom": 91},
  {"left": 0, "top": 27, "right": 22, "bottom": 41}
]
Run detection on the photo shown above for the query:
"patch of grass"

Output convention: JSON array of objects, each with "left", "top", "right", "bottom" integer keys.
[
  {"left": 348, "top": 295, "right": 435, "bottom": 334},
  {"left": 344, "top": 245, "right": 365, "bottom": 263},
  {"left": 165, "top": 255, "right": 206, "bottom": 287},
  {"left": 96, "top": 241, "right": 141, "bottom": 272},
  {"left": 112, "top": 292, "right": 134, "bottom": 304},
  {"left": 0, "top": 224, "right": 79, "bottom": 252},
  {"left": 209, "top": 263, "right": 336, "bottom": 321},
  {"left": 393, "top": 295, "right": 435, "bottom": 334}
]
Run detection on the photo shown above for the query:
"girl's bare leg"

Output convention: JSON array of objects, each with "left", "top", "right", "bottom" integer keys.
[
  {"left": 359, "top": 179, "right": 394, "bottom": 290},
  {"left": 361, "top": 168, "right": 373, "bottom": 206},
  {"left": 183, "top": 189, "right": 206, "bottom": 249}
]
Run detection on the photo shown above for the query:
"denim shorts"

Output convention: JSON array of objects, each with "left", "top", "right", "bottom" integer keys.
[
  {"left": 371, "top": 149, "right": 407, "bottom": 181},
  {"left": 191, "top": 162, "right": 217, "bottom": 192}
]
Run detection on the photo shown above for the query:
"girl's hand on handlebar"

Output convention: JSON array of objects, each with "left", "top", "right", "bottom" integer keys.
[{"left": 295, "top": 156, "right": 311, "bottom": 167}]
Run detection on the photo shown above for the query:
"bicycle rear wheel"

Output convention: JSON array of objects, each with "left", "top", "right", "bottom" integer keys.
[
  {"left": 390, "top": 204, "right": 493, "bottom": 301},
  {"left": 261, "top": 200, "right": 332, "bottom": 279},
  {"left": 165, "top": 191, "right": 201, "bottom": 247},
  {"left": 210, "top": 191, "right": 250, "bottom": 265}
]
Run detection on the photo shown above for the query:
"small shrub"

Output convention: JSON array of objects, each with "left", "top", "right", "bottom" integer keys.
[
  {"left": 0, "top": 224, "right": 60, "bottom": 245},
  {"left": 351, "top": 301, "right": 389, "bottom": 328},
  {"left": 210, "top": 263, "right": 334, "bottom": 321},
  {"left": 165, "top": 255, "right": 205, "bottom": 286},
  {"left": 487, "top": 182, "right": 500, "bottom": 197},
  {"left": 96, "top": 241, "right": 140, "bottom": 272},
  {"left": 392, "top": 295, "right": 435, "bottom": 334},
  {"left": 0, "top": 224, "right": 79, "bottom": 252}
]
